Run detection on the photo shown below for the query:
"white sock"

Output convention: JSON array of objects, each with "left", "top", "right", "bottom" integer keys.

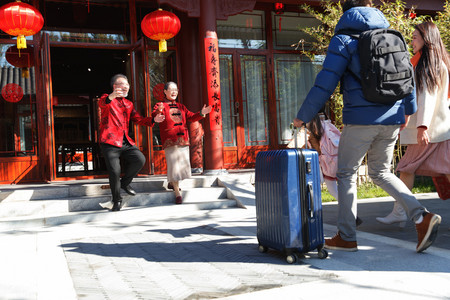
[{"left": 415, "top": 215, "right": 424, "bottom": 224}]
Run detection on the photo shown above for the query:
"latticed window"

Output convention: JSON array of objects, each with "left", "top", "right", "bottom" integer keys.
[{"left": 0, "top": 44, "right": 37, "bottom": 157}]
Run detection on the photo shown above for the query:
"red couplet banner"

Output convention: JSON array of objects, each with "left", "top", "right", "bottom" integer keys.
[{"left": 204, "top": 37, "right": 222, "bottom": 131}]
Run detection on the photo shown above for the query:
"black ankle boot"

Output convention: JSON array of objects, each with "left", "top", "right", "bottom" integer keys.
[{"left": 112, "top": 201, "right": 122, "bottom": 211}]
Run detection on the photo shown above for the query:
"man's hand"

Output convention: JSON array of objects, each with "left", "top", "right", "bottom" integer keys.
[
  {"left": 293, "top": 118, "right": 305, "bottom": 128},
  {"left": 154, "top": 113, "right": 165, "bottom": 123},
  {"left": 109, "top": 87, "right": 124, "bottom": 100}
]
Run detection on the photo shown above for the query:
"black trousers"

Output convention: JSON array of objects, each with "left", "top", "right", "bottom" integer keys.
[{"left": 100, "top": 142, "right": 145, "bottom": 202}]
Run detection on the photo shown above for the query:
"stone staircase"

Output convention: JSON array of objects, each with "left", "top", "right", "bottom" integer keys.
[{"left": 0, "top": 172, "right": 256, "bottom": 230}]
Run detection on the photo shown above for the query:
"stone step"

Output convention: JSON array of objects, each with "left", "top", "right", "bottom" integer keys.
[
  {"left": 0, "top": 172, "right": 256, "bottom": 231},
  {"left": 0, "top": 187, "right": 229, "bottom": 218},
  {"left": 0, "top": 176, "right": 219, "bottom": 202},
  {"left": 0, "top": 196, "right": 237, "bottom": 231}
]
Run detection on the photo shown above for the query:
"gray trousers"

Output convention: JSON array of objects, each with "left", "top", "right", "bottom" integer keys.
[{"left": 336, "top": 124, "right": 425, "bottom": 241}]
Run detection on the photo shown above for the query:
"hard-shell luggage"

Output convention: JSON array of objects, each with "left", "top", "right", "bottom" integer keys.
[{"left": 255, "top": 130, "right": 327, "bottom": 263}]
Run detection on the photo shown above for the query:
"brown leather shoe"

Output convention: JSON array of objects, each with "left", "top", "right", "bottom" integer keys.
[
  {"left": 416, "top": 212, "right": 441, "bottom": 253},
  {"left": 175, "top": 196, "right": 183, "bottom": 204},
  {"left": 324, "top": 232, "right": 358, "bottom": 252}
]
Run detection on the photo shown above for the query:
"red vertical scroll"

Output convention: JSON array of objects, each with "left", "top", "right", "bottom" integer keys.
[{"left": 204, "top": 37, "right": 222, "bottom": 131}]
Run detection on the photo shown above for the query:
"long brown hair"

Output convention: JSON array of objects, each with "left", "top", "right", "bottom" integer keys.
[{"left": 414, "top": 22, "right": 450, "bottom": 94}]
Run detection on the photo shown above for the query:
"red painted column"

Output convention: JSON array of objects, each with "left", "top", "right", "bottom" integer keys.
[{"left": 199, "top": 0, "right": 225, "bottom": 172}]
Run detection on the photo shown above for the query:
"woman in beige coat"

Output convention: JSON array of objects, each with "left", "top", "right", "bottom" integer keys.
[{"left": 377, "top": 22, "right": 450, "bottom": 225}]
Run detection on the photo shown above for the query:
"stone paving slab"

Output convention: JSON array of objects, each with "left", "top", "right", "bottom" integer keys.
[
  {"left": 1, "top": 193, "right": 449, "bottom": 300},
  {"left": 60, "top": 223, "right": 322, "bottom": 300}
]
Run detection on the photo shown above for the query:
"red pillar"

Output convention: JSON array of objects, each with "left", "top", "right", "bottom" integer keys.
[{"left": 199, "top": 0, "right": 225, "bottom": 173}]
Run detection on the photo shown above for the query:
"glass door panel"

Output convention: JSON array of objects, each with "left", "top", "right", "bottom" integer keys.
[
  {"left": 240, "top": 55, "right": 269, "bottom": 147},
  {"left": 219, "top": 53, "right": 269, "bottom": 168},
  {"left": 147, "top": 49, "right": 177, "bottom": 174},
  {"left": 273, "top": 53, "right": 320, "bottom": 144},
  {"left": 219, "top": 54, "right": 237, "bottom": 148}
]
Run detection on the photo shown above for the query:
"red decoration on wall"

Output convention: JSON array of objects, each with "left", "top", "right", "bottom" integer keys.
[
  {"left": 141, "top": 9, "right": 181, "bottom": 53},
  {"left": 204, "top": 37, "right": 222, "bottom": 131},
  {"left": 5, "top": 45, "right": 34, "bottom": 78},
  {"left": 152, "top": 83, "right": 165, "bottom": 101},
  {"left": 2, "top": 83, "right": 24, "bottom": 103},
  {"left": 0, "top": 1, "right": 44, "bottom": 50}
]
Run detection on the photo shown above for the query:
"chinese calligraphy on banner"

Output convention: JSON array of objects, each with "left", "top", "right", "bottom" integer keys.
[{"left": 204, "top": 37, "right": 222, "bottom": 131}]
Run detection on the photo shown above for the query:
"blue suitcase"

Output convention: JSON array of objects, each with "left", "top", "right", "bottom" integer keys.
[{"left": 255, "top": 147, "right": 328, "bottom": 263}]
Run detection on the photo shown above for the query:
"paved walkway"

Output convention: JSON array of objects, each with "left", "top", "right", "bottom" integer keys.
[{"left": 0, "top": 192, "right": 449, "bottom": 299}]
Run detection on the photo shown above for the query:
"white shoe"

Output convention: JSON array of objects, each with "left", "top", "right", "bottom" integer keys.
[{"left": 376, "top": 202, "right": 408, "bottom": 228}]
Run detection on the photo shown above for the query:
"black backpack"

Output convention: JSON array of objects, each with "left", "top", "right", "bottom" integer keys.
[{"left": 338, "top": 28, "right": 414, "bottom": 104}]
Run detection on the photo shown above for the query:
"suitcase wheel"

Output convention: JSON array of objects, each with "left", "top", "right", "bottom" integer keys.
[
  {"left": 286, "top": 253, "right": 299, "bottom": 264},
  {"left": 258, "top": 245, "right": 268, "bottom": 253},
  {"left": 318, "top": 248, "right": 328, "bottom": 259}
]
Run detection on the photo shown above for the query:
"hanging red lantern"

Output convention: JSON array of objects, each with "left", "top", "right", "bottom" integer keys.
[
  {"left": 0, "top": 1, "right": 44, "bottom": 50},
  {"left": 275, "top": 3, "right": 284, "bottom": 15},
  {"left": 5, "top": 45, "right": 34, "bottom": 78},
  {"left": 2, "top": 83, "right": 23, "bottom": 103},
  {"left": 141, "top": 8, "right": 181, "bottom": 53}
]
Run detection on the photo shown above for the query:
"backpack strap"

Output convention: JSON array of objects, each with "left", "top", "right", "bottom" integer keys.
[
  {"left": 335, "top": 30, "right": 362, "bottom": 94},
  {"left": 335, "top": 29, "right": 360, "bottom": 39}
]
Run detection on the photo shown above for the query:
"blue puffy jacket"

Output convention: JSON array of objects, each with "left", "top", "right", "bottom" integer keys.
[{"left": 296, "top": 6, "right": 417, "bottom": 125}]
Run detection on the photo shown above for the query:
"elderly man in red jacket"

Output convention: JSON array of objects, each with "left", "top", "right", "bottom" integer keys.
[{"left": 99, "top": 74, "right": 164, "bottom": 211}]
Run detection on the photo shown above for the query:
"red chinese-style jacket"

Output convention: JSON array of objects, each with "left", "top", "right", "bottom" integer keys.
[
  {"left": 152, "top": 100, "right": 203, "bottom": 149},
  {"left": 99, "top": 94, "right": 154, "bottom": 147}
]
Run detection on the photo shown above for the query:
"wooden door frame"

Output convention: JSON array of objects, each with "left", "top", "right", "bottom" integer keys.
[
  {"left": 220, "top": 49, "right": 274, "bottom": 168},
  {"left": 36, "top": 32, "right": 56, "bottom": 182},
  {"left": 131, "top": 38, "right": 155, "bottom": 175}
]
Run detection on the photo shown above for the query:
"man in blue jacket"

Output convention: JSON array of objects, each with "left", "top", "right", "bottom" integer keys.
[{"left": 293, "top": 0, "right": 441, "bottom": 253}]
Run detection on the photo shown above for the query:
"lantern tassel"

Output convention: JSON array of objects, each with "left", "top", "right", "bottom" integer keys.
[
  {"left": 159, "top": 39, "right": 167, "bottom": 52},
  {"left": 17, "top": 35, "right": 27, "bottom": 50}
]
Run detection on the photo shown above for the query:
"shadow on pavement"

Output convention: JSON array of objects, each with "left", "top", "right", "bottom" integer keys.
[{"left": 60, "top": 223, "right": 449, "bottom": 273}]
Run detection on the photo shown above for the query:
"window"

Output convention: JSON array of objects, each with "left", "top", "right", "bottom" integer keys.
[
  {"left": 43, "top": 0, "right": 130, "bottom": 44},
  {"left": 272, "top": 11, "right": 321, "bottom": 50},
  {"left": 0, "top": 44, "right": 37, "bottom": 157},
  {"left": 217, "top": 10, "right": 266, "bottom": 49},
  {"left": 274, "top": 53, "right": 321, "bottom": 144}
]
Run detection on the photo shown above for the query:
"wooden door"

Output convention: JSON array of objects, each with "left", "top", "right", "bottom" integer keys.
[{"left": 220, "top": 52, "right": 270, "bottom": 168}]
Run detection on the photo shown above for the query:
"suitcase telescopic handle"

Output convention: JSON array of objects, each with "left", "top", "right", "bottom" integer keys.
[{"left": 293, "top": 124, "right": 308, "bottom": 149}]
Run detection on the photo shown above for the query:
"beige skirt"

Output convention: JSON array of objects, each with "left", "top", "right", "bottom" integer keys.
[{"left": 164, "top": 145, "right": 191, "bottom": 182}]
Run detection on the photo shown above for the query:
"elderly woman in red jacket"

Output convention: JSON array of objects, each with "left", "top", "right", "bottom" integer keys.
[{"left": 152, "top": 81, "right": 211, "bottom": 204}]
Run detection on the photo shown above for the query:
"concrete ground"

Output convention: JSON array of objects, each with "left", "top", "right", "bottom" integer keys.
[{"left": 0, "top": 177, "right": 449, "bottom": 300}]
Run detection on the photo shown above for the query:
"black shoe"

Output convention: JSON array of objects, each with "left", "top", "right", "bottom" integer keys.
[
  {"left": 112, "top": 201, "right": 122, "bottom": 211},
  {"left": 122, "top": 185, "right": 136, "bottom": 196}
]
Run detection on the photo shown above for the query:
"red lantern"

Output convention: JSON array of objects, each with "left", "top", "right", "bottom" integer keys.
[
  {"left": 275, "top": 3, "right": 284, "bottom": 15},
  {"left": 5, "top": 45, "right": 34, "bottom": 78},
  {"left": 2, "top": 83, "right": 23, "bottom": 103},
  {"left": 141, "top": 9, "right": 181, "bottom": 53},
  {"left": 0, "top": 1, "right": 44, "bottom": 50}
]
